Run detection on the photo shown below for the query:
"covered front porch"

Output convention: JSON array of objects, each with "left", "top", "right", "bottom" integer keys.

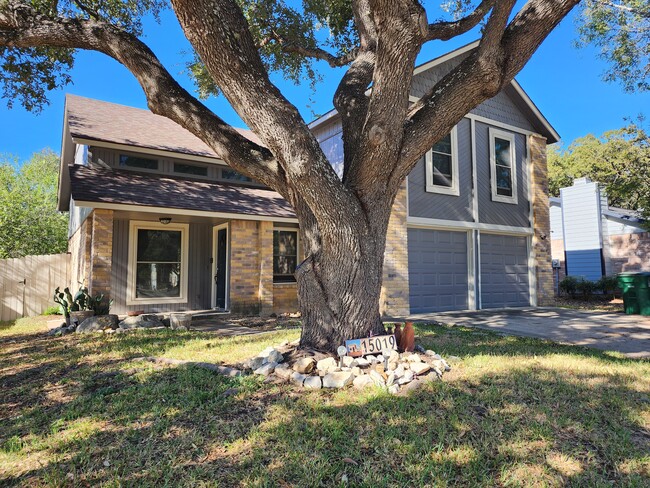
[{"left": 67, "top": 166, "right": 300, "bottom": 317}]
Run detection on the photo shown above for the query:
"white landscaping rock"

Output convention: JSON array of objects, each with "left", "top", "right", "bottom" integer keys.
[
  {"left": 245, "top": 356, "right": 267, "bottom": 370},
  {"left": 393, "top": 364, "right": 405, "bottom": 379},
  {"left": 353, "top": 374, "right": 374, "bottom": 390},
  {"left": 386, "top": 372, "right": 396, "bottom": 387},
  {"left": 303, "top": 376, "right": 322, "bottom": 390},
  {"left": 322, "top": 371, "right": 354, "bottom": 388},
  {"left": 410, "top": 362, "right": 431, "bottom": 376},
  {"left": 254, "top": 362, "right": 277, "bottom": 376},
  {"left": 406, "top": 354, "right": 422, "bottom": 363},
  {"left": 293, "top": 357, "right": 316, "bottom": 374},
  {"left": 274, "top": 364, "right": 293, "bottom": 380},
  {"left": 351, "top": 367, "right": 362, "bottom": 377},
  {"left": 259, "top": 348, "right": 284, "bottom": 364},
  {"left": 316, "top": 357, "right": 337, "bottom": 374},
  {"left": 388, "top": 384, "right": 400, "bottom": 395},
  {"left": 369, "top": 369, "right": 386, "bottom": 387},
  {"left": 291, "top": 371, "right": 307, "bottom": 386},
  {"left": 341, "top": 356, "right": 355, "bottom": 368},
  {"left": 354, "top": 357, "right": 370, "bottom": 367},
  {"left": 398, "top": 370, "right": 415, "bottom": 385}
]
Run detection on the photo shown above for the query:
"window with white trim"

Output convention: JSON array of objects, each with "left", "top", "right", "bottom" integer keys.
[
  {"left": 127, "top": 221, "right": 189, "bottom": 305},
  {"left": 120, "top": 154, "right": 159, "bottom": 170},
  {"left": 273, "top": 229, "right": 298, "bottom": 283},
  {"left": 425, "top": 127, "right": 459, "bottom": 196},
  {"left": 489, "top": 128, "right": 518, "bottom": 204}
]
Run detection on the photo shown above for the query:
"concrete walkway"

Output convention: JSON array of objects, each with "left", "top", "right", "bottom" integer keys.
[{"left": 408, "top": 308, "right": 650, "bottom": 359}]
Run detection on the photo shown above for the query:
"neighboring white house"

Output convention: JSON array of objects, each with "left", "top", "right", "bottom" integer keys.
[{"left": 550, "top": 178, "right": 649, "bottom": 285}]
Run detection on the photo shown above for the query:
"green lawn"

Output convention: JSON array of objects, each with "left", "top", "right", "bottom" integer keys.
[{"left": 1, "top": 315, "right": 648, "bottom": 487}]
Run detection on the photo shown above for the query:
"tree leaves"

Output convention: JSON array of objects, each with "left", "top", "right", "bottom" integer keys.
[
  {"left": 0, "top": 149, "right": 68, "bottom": 258},
  {"left": 548, "top": 121, "right": 650, "bottom": 227},
  {"left": 577, "top": 0, "right": 650, "bottom": 92}
]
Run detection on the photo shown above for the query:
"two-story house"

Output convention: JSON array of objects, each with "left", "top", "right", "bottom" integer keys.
[{"left": 57, "top": 42, "right": 558, "bottom": 317}]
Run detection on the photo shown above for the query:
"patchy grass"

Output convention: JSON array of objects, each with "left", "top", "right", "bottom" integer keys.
[{"left": 0, "top": 318, "right": 649, "bottom": 487}]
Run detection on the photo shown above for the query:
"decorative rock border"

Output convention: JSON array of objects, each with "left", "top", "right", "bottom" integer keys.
[
  {"left": 47, "top": 313, "right": 190, "bottom": 337},
  {"left": 241, "top": 340, "right": 453, "bottom": 395}
]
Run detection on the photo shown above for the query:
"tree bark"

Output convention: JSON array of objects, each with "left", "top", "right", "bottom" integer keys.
[{"left": 295, "top": 196, "right": 393, "bottom": 352}]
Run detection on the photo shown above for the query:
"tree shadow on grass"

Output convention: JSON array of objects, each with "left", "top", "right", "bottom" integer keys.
[{"left": 1, "top": 325, "right": 649, "bottom": 486}]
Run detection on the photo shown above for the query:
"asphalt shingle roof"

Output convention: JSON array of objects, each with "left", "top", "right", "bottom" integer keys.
[{"left": 69, "top": 165, "right": 295, "bottom": 219}]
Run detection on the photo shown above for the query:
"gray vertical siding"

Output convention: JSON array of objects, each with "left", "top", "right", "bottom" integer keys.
[
  {"left": 411, "top": 56, "right": 535, "bottom": 131},
  {"left": 408, "top": 118, "right": 474, "bottom": 222},
  {"left": 111, "top": 219, "right": 213, "bottom": 314},
  {"left": 475, "top": 121, "right": 530, "bottom": 227}
]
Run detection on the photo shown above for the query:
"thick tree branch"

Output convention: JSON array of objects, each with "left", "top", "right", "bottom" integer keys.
[
  {"left": 333, "top": 0, "right": 377, "bottom": 181},
  {"left": 0, "top": 1, "right": 286, "bottom": 193},
  {"left": 426, "top": 0, "right": 495, "bottom": 41},
  {"left": 399, "top": 0, "right": 580, "bottom": 181},
  {"left": 170, "top": 0, "right": 365, "bottom": 229},
  {"left": 344, "top": 0, "right": 427, "bottom": 196}
]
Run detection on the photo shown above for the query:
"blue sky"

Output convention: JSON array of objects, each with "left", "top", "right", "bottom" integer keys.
[{"left": 1, "top": 5, "right": 649, "bottom": 162}]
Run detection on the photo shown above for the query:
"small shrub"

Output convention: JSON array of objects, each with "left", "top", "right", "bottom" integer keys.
[
  {"left": 597, "top": 275, "right": 619, "bottom": 298},
  {"left": 576, "top": 278, "right": 597, "bottom": 300},
  {"left": 559, "top": 276, "right": 579, "bottom": 298},
  {"left": 42, "top": 305, "right": 62, "bottom": 316}
]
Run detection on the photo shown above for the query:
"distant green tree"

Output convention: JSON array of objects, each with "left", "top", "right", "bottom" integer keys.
[
  {"left": 0, "top": 149, "right": 68, "bottom": 258},
  {"left": 548, "top": 122, "right": 650, "bottom": 227}
]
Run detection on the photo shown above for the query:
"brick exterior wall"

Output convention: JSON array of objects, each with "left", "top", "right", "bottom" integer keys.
[
  {"left": 380, "top": 182, "right": 410, "bottom": 317},
  {"left": 229, "top": 219, "right": 299, "bottom": 314},
  {"left": 529, "top": 134, "right": 554, "bottom": 305},
  {"left": 229, "top": 220, "right": 262, "bottom": 314},
  {"left": 89, "top": 209, "right": 114, "bottom": 300},
  {"left": 68, "top": 215, "right": 93, "bottom": 290},
  {"left": 258, "top": 221, "right": 274, "bottom": 315},
  {"left": 608, "top": 232, "right": 650, "bottom": 274},
  {"left": 273, "top": 284, "right": 299, "bottom": 314}
]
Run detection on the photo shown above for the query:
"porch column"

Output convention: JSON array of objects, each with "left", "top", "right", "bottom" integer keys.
[
  {"left": 89, "top": 209, "right": 114, "bottom": 300},
  {"left": 258, "top": 221, "right": 274, "bottom": 315},
  {"left": 380, "top": 181, "right": 410, "bottom": 318},
  {"left": 229, "top": 220, "right": 261, "bottom": 314},
  {"left": 529, "top": 133, "right": 554, "bottom": 305}
]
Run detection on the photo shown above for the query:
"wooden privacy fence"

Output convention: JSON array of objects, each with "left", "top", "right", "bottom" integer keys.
[{"left": 0, "top": 253, "right": 71, "bottom": 321}]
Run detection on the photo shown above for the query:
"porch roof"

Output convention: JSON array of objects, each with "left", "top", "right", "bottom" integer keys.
[{"left": 69, "top": 165, "right": 296, "bottom": 219}]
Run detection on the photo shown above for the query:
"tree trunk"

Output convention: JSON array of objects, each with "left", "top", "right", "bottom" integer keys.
[{"left": 295, "top": 198, "right": 393, "bottom": 352}]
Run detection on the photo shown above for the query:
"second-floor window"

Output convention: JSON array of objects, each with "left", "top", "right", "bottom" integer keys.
[
  {"left": 119, "top": 154, "right": 159, "bottom": 170},
  {"left": 174, "top": 162, "right": 208, "bottom": 177},
  {"left": 222, "top": 169, "right": 252, "bottom": 182},
  {"left": 425, "top": 128, "right": 459, "bottom": 196},
  {"left": 489, "top": 128, "right": 518, "bottom": 204}
]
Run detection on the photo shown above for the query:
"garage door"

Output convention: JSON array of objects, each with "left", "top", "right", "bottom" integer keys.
[
  {"left": 480, "top": 233, "right": 530, "bottom": 308},
  {"left": 408, "top": 229, "right": 468, "bottom": 313}
]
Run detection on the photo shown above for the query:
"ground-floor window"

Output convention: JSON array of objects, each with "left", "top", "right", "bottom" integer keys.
[
  {"left": 127, "top": 221, "right": 189, "bottom": 305},
  {"left": 273, "top": 229, "right": 298, "bottom": 283}
]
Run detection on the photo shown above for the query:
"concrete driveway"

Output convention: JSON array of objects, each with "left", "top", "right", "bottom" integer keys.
[{"left": 408, "top": 308, "right": 650, "bottom": 359}]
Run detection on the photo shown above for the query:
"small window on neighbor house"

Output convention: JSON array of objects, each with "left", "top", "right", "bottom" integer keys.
[
  {"left": 273, "top": 230, "right": 298, "bottom": 283},
  {"left": 489, "top": 128, "right": 518, "bottom": 204},
  {"left": 425, "top": 128, "right": 459, "bottom": 196},
  {"left": 119, "top": 154, "right": 159, "bottom": 170},
  {"left": 222, "top": 168, "right": 252, "bottom": 182},
  {"left": 174, "top": 162, "right": 208, "bottom": 177}
]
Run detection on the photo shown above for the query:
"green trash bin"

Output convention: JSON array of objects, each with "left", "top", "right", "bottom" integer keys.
[
  {"left": 618, "top": 273, "right": 640, "bottom": 315},
  {"left": 635, "top": 272, "right": 650, "bottom": 316}
]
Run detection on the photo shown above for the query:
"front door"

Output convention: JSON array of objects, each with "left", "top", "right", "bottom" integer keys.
[{"left": 213, "top": 225, "right": 229, "bottom": 309}]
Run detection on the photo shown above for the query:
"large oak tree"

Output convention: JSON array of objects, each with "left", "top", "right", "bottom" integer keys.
[{"left": 0, "top": 0, "right": 646, "bottom": 351}]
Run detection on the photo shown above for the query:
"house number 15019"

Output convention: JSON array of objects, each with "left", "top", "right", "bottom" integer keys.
[{"left": 345, "top": 335, "right": 397, "bottom": 357}]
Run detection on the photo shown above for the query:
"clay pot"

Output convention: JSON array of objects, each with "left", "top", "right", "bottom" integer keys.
[
  {"left": 401, "top": 321, "right": 415, "bottom": 352},
  {"left": 394, "top": 323, "right": 403, "bottom": 351}
]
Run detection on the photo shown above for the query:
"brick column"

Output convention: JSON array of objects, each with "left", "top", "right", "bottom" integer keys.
[
  {"left": 380, "top": 182, "right": 410, "bottom": 317},
  {"left": 89, "top": 209, "right": 113, "bottom": 300},
  {"left": 229, "top": 220, "right": 261, "bottom": 314},
  {"left": 258, "top": 221, "right": 274, "bottom": 315},
  {"left": 529, "top": 134, "right": 554, "bottom": 305}
]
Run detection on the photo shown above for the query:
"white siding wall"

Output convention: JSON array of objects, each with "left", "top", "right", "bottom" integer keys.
[
  {"left": 561, "top": 179, "right": 603, "bottom": 252},
  {"left": 549, "top": 202, "right": 563, "bottom": 241}
]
